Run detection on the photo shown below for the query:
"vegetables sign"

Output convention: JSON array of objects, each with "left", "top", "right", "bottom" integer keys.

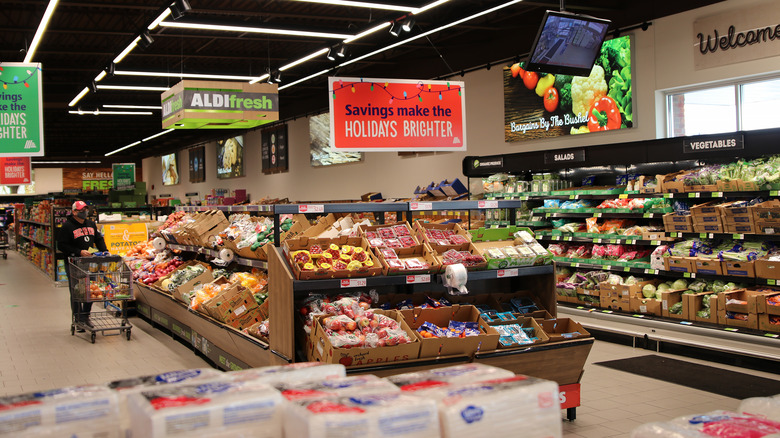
[{"left": 504, "top": 36, "right": 633, "bottom": 141}]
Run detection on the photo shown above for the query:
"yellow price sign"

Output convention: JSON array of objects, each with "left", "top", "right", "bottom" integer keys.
[{"left": 102, "top": 223, "right": 149, "bottom": 256}]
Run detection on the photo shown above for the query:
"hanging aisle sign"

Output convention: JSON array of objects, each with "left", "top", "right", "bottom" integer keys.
[
  {"left": 112, "top": 163, "right": 136, "bottom": 191},
  {"left": 328, "top": 77, "right": 466, "bottom": 152},
  {"left": 0, "top": 62, "right": 44, "bottom": 157},
  {"left": 0, "top": 157, "right": 31, "bottom": 184}
]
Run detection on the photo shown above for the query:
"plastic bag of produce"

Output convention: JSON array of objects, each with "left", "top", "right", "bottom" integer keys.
[
  {"left": 631, "top": 410, "right": 780, "bottom": 437},
  {"left": 739, "top": 394, "right": 780, "bottom": 421},
  {"left": 274, "top": 375, "right": 399, "bottom": 401},
  {"left": 225, "top": 362, "right": 345, "bottom": 386},
  {"left": 388, "top": 364, "right": 515, "bottom": 392}
]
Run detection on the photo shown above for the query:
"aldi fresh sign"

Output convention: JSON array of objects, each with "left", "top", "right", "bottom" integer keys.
[{"left": 0, "top": 62, "right": 44, "bottom": 157}]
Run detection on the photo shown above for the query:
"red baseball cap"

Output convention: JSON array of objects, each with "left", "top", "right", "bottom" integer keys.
[{"left": 72, "top": 201, "right": 88, "bottom": 210}]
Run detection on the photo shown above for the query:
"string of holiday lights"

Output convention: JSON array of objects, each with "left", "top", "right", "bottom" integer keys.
[
  {"left": 0, "top": 66, "right": 41, "bottom": 90},
  {"left": 331, "top": 78, "right": 462, "bottom": 104}
]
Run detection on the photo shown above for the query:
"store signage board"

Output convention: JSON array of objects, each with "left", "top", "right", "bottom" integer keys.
[
  {"left": 262, "top": 124, "right": 289, "bottom": 174},
  {"left": 0, "top": 63, "right": 44, "bottom": 157},
  {"left": 682, "top": 134, "right": 744, "bottom": 153},
  {"left": 471, "top": 157, "right": 504, "bottom": 170},
  {"left": 62, "top": 168, "right": 114, "bottom": 191},
  {"left": 103, "top": 223, "right": 149, "bottom": 256},
  {"left": 544, "top": 149, "right": 586, "bottom": 164},
  {"left": 0, "top": 157, "right": 31, "bottom": 184},
  {"left": 693, "top": 3, "right": 780, "bottom": 70},
  {"left": 328, "top": 77, "right": 466, "bottom": 152},
  {"left": 112, "top": 163, "right": 135, "bottom": 191},
  {"left": 504, "top": 36, "right": 633, "bottom": 142},
  {"left": 189, "top": 146, "right": 205, "bottom": 183},
  {"left": 161, "top": 80, "right": 278, "bottom": 130}
]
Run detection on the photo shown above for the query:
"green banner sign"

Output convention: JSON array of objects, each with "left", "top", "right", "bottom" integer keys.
[
  {"left": 0, "top": 63, "right": 44, "bottom": 156},
  {"left": 112, "top": 163, "right": 135, "bottom": 191}
]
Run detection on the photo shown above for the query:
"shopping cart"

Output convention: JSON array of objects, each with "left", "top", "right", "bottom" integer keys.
[
  {"left": 68, "top": 255, "right": 133, "bottom": 343},
  {"left": 0, "top": 229, "right": 8, "bottom": 259}
]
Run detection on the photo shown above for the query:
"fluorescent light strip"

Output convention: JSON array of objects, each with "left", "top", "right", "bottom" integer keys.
[
  {"left": 248, "top": 74, "right": 271, "bottom": 85},
  {"left": 343, "top": 0, "right": 522, "bottom": 68},
  {"left": 295, "top": 0, "right": 415, "bottom": 12},
  {"left": 94, "top": 70, "right": 107, "bottom": 82},
  {"left": 96, "top": 85, "right": 170, "bottom": 91},
  {"left": 69, "top": 110, "right": 154, "bottom": 115},
  {"left": 278, "top": 69, "right": 331, "bottom": 91},
  {"left": 104, "top": 104, "right": 161, "bottom": 110},
  {"left": 280, "top": 48, "right": 329, "bottom": 71},
  {"left": 36, "top": 161, "right": 102, "bottom": 164},
  {"left": 68, "top": 87, "right": 90, "bottom": 107},
  {"left": 413, "top": 0, "right": 451, "bottom": 14},
  {"left": 113, "top": 36, "right": 141, "bottom": 64},
  {"left": 23, "top": 0, "right": 60, "bottom": 63},
  {"left": 160, "top": 21, "right": 351, "bottom": 39},
  {"left": 142, "top": 129, "right": 174, "bottom": 142},
  {"left": 343, "top": 22, "right": 390, "bottom": 43},
  {"left": 105, "top": 129, "right": 174, "bottom": 156},
  {"left": 148, "top": 8, "right": 172, "bottom": 30},
  {"left": 114, "top": 70, "right": 257, "bottom": 81}
]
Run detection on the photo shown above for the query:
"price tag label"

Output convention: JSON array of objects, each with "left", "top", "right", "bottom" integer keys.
[
  {"left": 478, "top": 200, "right": 499, "bottom": 209},
  {"left": 684, "top": 272, "right": 691, "bottom": 278},
  {"left": 713, "top": 192, "right": 723, "bottom": 197},
  {"left": 632, "top": 314, "right": 645, "bottom": 318},
  {"left": 564, "top": 236, "right": 573, "bottom": 241},
  {"left": 768, "top": 279, "right": 776, "bottom": 286},
  {"left": 574, "top": 263, "right": 581, "bottom": 268},
  {"left": 596, "top": 213, "right": 603, "bottom": 218},
  {"left": 601, "top": 310, "right": 613, "bottom": 314},
  {"left": 569, "top": 195, "right": 576, "bottom": 200},
  {"left": 671, "top": 232, "right": 679, "bottom": 238},
  {"left": 605, "top": 265, "right": 612, "bottom": 270},
  {"left": 644, "top": 269, "right": 652, "bottom": 274},
  {"left": 619, "top": 194, "right": 628, "bottom": 199},
  {"left": 680, "top": 321, "right": 693, "bottom": 325},
  {"left": 594, "top": 239, "right": 602, "bottom": 243},
  {"left": 609, "top": 239, "right": 617, "bottom": 244},
  {"left": 724, "top": 327, "right": 738, "bottom": 332},
  {"left": 624, "top": 267, "right": 630, "bottom": 272},
  {"left": 663, "top": 193, "right": 673, "bottom": 198},
  {"left": 651, "top": 240, "right": 660, "bottom": 246},
  {"left": 520, "top": 196, "right": 529, "bottom": 201},
  {"left": 699, "top": 233, "right": 707, "bottom": 239},
  {"left": 708, "top": 233, "right": 715, "bottom": 239},
  {"left": 340, "top": 278, "right": 367, "bottom": 288},
  {"left": 497, "top": 269, "right": 519, "bottom": 278},
  {"left": 643, "top": 213, "right": 651, "bottom": 218},
  {"left": 553, "top": 236, "right": 561, "bottom": 240},
  {"left": 688, "top": 192, "right": 700, "bottom": 198},
  {"left": 410, "top": 202, "right": 433, "bottom": 211},
  {"left": 406, "top": 275, "right": 430, "bottom": 284},
  {"left": 299, "top": 204, "right": 325, "bottom": 213},
  {"left": 765, "top": 333, "right": 779, "bottom": 338},
  {"left": 771, "top": 191, "right": 779, "bottom": 197}
]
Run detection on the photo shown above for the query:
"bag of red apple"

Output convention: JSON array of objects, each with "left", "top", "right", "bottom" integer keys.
[
  {"left": 322, "top": 315, "right": 356, "bottom": 332},
  {"left": 329, "top": 333, "right": 362, "bottom": 348}
]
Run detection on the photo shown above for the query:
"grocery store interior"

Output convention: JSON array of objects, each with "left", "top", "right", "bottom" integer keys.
[{"left": 2, "top": 0, "right": 780, "bottom": 437}]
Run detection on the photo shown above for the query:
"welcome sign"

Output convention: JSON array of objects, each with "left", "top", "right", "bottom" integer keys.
[
  {"left": 161, "top": 80, "right": 279, "bottom": 129},
  {"left": 0, "top": 63, "right": 44, "bottom": 156},
  {"left": 328, "top": 77, "right": 466, "bottom": 151}
]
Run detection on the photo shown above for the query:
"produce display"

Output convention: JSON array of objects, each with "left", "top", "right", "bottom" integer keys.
[
  {"left": 290, "top": 242, "right": 375, "bottom": 273},
  {"left": 219, "top": 213, "right": 295, "bottom": 251},
  {"left": 160, "top": 263, "right": 207, "bottom": 292},
  {"left": 439, "top": 248, "right": 487, "bottom": 268},
  {"left": 548, "top": 243, "right": 651, "bottom": 263},
  {"left": 154, "top": 210, "right": 189, "bottom": 236},
  {"left": 300, "top": 294, "right": 375, "bottom": 334},
  {"left": 416, "top": 320, "right": 480, "bottom": 339},
  {"left": 418, "top": 226, "right": 471, "bottom": 247},
  {"left": 494, "top": 323, "right": 542, "bottom": 346},
  {"left": 124, "top": 245, "right": 185, "bottom": 286},
  {"left": 319, "top": 310, "right": 413, "bottom": 349},
  {"left": 364, "top": 224, "right": 420, "bottom": 249},
  {"left": 665, "top": 238, "right": 768, "bottom": 261},
  {"left": 631, "top": 410, "right": 780, "bottom": 437}
]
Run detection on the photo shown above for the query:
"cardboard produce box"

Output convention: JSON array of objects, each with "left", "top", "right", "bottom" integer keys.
[
  {"left": 752, "top": 290, "right": 780, "bottom": 315},
  {"left": 685, "top": 292, "right": 719, "bottom": 324},
  {"left": 716, "top": 289, "right": 768, "bottom": 329},
  {"left": 400, "top": 305, "right": 499, "bottom": 357},
  {"left": 181, "top": 210, "right": 229, "bottom": 247},
  {"left": 171, "top": 265, "right": 214, "bottom": 305},
  {"left": 468, "top": 226, "right": 550, "bottom": 269},
  {"left": 630, "top": 296, "right": 662, "bottom": 316},
  {"left": 693, "top": 223, "right": 724, "bottom": 233},
  {"left": 657, "top": 172, "right": 687, "bottom": 193},
  {"left": 413, "top": 220, "right": 472, "bottom": 254},
  {"left": 600, "top": 294, "right": 630, "bottom": 312},
  {"left": 308, "top": 309, "right": 420, "bottom": 366},
  {"left": 374, "top": 241, "right": 442, "bottom": 275},
  {"left": 599, "top": 279, "right": 660, "bottom": 299},
  {"left": 360, "top": 222, "right": 422, "bottom": 249},
  {"left": 493, "top": 317, "right": 549, "bottom": 348},
  {"left": 658, "top": 289, "right": 688, "bottom": 319},
  {"left": 724, "top": 222, "right": 755, "bottom": 234},
  {"left": 283, "top": 236, "right": 382, "bottom": 280},
  {"left": 690, "top": 202, "right": 723, "bottom": 224},
  {"left": 722, "top": 260, "right": 755, "bottom": 277},
  {"left": 755, "top": 257, "right": 780, "bottom": 280},
  {"left": 203, "top": 283, "right": 260, "bottom": 328},
  {"left": 664, "top": 256, "right": 695, "bottom": 273},
  {"left": 758, "top": 313, "right": 780, "bottom": 333},
  {"left": 691, "top": 258, "right": 724, "bottom": 276},
  {"left": 540, "top": 318, "right": 590, "bottom": 342},
  {"left": 752, "top": 199, "right": 780, "bottom": 223},
  {"left": 663, "top": 213, "right": 694, "bottom": 233}
]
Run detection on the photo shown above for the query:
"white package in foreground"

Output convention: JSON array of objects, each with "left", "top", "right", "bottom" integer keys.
[
  {"left": 284, "top": 393, "right": 440, "bottom": 438},
  {"left": 418, "top": 375, "right": 561, "bottom": 438},
  {"left": 0, "top": 385, "right": 120, "bottom": 437},
  {"left": 631, "top": 410, "right": 780, "bottom": 437},
  {"left": 388, "top": 363, "right": 515, "bottom": 392},
  {"left": 740, "top": 394, "right": 780, "bottom": 421},
  {"left": 275, "top": 375, "right": 399, "bottom": 401},
  {"left": 226, "top": 362, "right": 345, "bottom": 386},
  {"left": 127, "top": 378, "right": 284, "bottom": 438}
]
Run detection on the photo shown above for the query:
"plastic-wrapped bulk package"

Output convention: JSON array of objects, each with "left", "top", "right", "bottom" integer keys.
[
  {"left": 284, "top": 393, "right": 440, "bottom": 438},
  {"left": 417, "top": 375, "right": 561, "bottom": 438},
  {"left": 226, "top": 362, "right": 345, "bottom": 386},
  {"left": 0, "top": 385, "right": 120, "bottom": 437},
  {"left": 631, "top": 411, "right": 780, "bottom": 437},
  {"left": 388, "top": 363, "right": 516, "bottom": 392},
  {"left": 127, "top": 378, "right": 284, "bottom": 438},
  {"left": 107, "top": 368, "right": 224, "bottom": 437},
  {"left": 740, "top": 394, "right": 780, "bottom": 422},
  {"left": 275, "top": 375, "right": 400, "bottom": 401}
]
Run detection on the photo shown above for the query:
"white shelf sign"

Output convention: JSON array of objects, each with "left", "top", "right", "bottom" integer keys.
[
  {"left": 410, "top": 202, "right": 433, "bottom": 211},
  {"left": 298, "top": 204, "right": 325, "bottom": 213},
  {"left": 406, "top": 275, "right": 431, "bottom": 284},
  {"left": 497, "top": 268, "right": 519, "bottom": 278},
  {"left": 340, "top": 278, "right": 367, "bottom": 288},
  {"left": 478, "top": 200, "right": 499, "bottom": 209}
]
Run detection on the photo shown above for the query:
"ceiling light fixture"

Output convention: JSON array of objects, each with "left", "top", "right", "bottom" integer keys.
[
  {"left": 294, "top": 0, "right": 416, "bottom": 12},
  {"left": 89, "top": 81, "right": 98, "bottom": 93},
  {"left": 139, "top": 31, "right": 154, "bottom": 49},
  {"left": 413, "top": 0, "right": 451, "bottom": 14},
  {"left": 113, "top": 36, "right": 141, "bottom": 64},
  {"left": 68, "top": 87, "right": 90, "bottom": 107},
  {"left": 114, "top": 70, "right": 257, "bottom": 81},
  {"left": 104, "top": 104, "right": 162, "bottom": 110},
  {"left": 272, "top": 71, "right": 282, "bottom": 83},
  {"left": 278, "top": 69, "right": 331, "bottom": 91},
  {"left": 159, "top": 21, "right": 352, "bottom": 39},
  {"left": 170, "top": 0, "right": 191, "bottom": 20},
  {"left": 401, "top": 15, "right": 416, "bottom": 32},
  {"left": 96, "top": 85, "right": 170, "bottom": 91},
  {"left": 36, "top": 161, "right": 102, "bottom": 164},
  {"left": 326, "top": 47, "right": 336, "bottom": 61},
  {"left": 280, "top": 48, "right": 328, "bottom": 71},
  {"left": 23, "top": 0, "right": 60, "bottom": 63},
  {"left": 108, "top": 63, "right": 116, "bottom": 75},
  {"left": 389, "top": 22, "right": 402, "bottom": 37},
  {"left": 247, "top": 74, "right": 271, "bottom": 85},
  {"left": 69, "top": 110, "right": 154, "bottom": 115},
  {"left": 93, "top": 70, "right": 107, "bottom": 82},
  {"left": 337, "top": 44, "right": 349, "bottom": 58},
  {"left": 342, "top": 22, "right": 390, "bottom": 43},
  {"left": 105, "top": 129, "right": 174, "bottom": 156},
  {"left": 148, "top": 8, "right": 172, "bottom": 30},
  {"left": 142, "top": 129, "right": 175, "bottom": 142}
]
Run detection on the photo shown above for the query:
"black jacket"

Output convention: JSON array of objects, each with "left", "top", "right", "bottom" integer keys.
[{"left": 57, "top": 215, "right": 108, "bottom": 257}]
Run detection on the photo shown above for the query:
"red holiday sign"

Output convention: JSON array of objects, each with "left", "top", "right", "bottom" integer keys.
[
  {"left": 0, "top": 157, "right": 31, "bottom": 184},
  {"left": 328, "top": 77, "right": 466, "bottom": 152}
]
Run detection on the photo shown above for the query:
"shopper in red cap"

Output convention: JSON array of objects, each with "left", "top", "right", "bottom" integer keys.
[{"left": 57, "top": 201, "right": 108, "bottom": 331}]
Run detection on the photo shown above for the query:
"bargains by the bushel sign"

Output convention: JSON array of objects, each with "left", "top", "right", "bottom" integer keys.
[
  {"left": 328, "top": 77, "right": 466, "bottom": 152},
  {"left": 0, "top": 63, "right": 44, "bottom": 157}
]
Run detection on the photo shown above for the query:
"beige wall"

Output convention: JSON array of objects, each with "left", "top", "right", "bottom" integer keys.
[{"left": 142, "top": 0, "right": 779, "bottom": 202}]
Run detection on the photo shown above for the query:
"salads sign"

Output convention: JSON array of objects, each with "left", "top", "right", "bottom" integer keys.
[
  {"left": 0, "top": 63, "right": 44, "bottom": 157},
  {"left": 504, "top": 36, "right": 633, "bottom": 142},
  {"left": 328, "top": 77, "right": 466, "bottom": 152},
  {"left": 683, "top": 134, "right": 744, "bottom": 154},
  {"left": 693, "top": 4, "right": 780, "bottom": 70}
]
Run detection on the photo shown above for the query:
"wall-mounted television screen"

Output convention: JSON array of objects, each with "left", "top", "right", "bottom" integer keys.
[
  {"left": 161, "top": 153, "right": 179, "bottom": 186},
  {"left": 526, "top": 10, "right": 611, "bottom": 77},
  {"left": 217, "top": 135, "right": 244, "bottom": 179}
]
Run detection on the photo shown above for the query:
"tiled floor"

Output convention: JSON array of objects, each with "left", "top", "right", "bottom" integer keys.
[{"left": 1, "top": 250, "right": 778, "bottom": 437}]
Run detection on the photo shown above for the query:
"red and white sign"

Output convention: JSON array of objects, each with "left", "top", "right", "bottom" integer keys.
[
  {"left": 406, "top": 275, "right": 430, "bottom": 284},
  {"left": 340, "top": 278, "right": 367, "bottom": 288},
  {"left": 478, "top": 200, "right": 499, "bottom": 209},
  {"left": 328, "top": 77, "right": 466, "bottom": 152},
  {"left": 409, "top": 202, "right": 432, "bottom": 211},
  {"left": 298, "top": 204, "right": 325, "bottom": 213},
  {"left": 559, "top": 383, "right": 581, "bottom": 409},
  {"left": 0, "top": 157, "right": 31, "bottom": 184},
  {"left": 497, "top": 268, "right": 519, "bottom": 278}
]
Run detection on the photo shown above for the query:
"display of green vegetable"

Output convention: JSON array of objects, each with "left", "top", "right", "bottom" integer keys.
[{"left": 669, "top": 302, "right": 684, "bottom": 314}]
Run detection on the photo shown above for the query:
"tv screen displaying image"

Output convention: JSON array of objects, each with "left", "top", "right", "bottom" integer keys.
[
  {"left": 526, "top": 10, "right": 611, "bottom": 77},
  {"left": 217, "top": 135, "right": 244, "bottom": 179},
  {"left": 161, "top": 153, "right": 179, "bottom": 186}
]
